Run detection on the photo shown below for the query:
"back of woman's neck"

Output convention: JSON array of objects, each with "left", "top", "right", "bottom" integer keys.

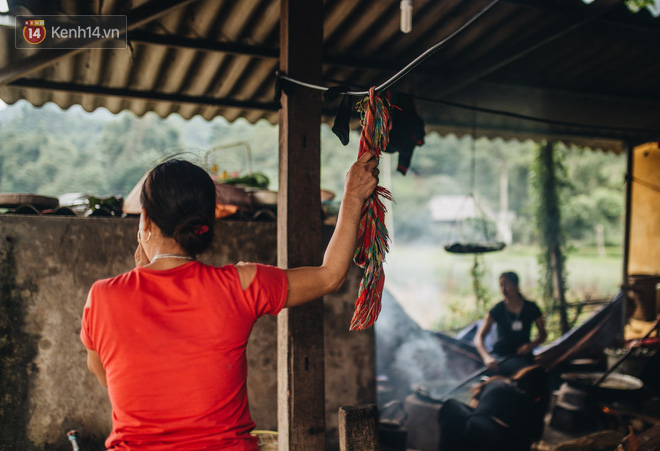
[{"left": 145, "top": 258, "right": 195, "bottom": 271}]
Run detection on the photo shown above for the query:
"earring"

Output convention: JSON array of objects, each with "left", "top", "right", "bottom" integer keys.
[{"left": 138, "top": 229, "right": 152, "bottom": 243}]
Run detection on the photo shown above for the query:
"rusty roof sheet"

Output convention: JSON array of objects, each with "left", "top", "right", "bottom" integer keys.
[{"left": 1, "top": 0, "right": 659, "bottom": 152}]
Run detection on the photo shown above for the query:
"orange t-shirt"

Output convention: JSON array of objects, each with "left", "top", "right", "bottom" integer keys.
[{"left": 81, "top": 262, "right": 288, "bottom": 450}]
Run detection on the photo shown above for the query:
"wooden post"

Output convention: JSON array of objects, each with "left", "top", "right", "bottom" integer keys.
[
  {"left": 550, "top": 245, "right": 569, "bottom": 333},
  {"left": 540, "top": 141, "right": 569, "bottom": 334},
  {"left": 277, "top": 0, "right": 325, "bottom": 450},
  {"left": 621, "top": 142, "right": 634, "bottom": 345},
  {"left": 338, "top": 405, "right": 379, "bottom": 451}
]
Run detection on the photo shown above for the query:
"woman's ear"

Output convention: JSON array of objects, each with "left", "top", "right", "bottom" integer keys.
[{"left": 140, "top": 207, "right": 152, "bottom": 231}]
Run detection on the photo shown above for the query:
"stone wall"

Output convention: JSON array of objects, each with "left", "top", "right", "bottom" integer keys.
[{"left": 0, "top": 215, "right": 374, "bottom": 450}]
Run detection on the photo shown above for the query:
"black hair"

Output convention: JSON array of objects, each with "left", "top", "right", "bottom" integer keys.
[
  {"left": 512, "top": 365, "right": 548, "bottom": 400},
  {"left": 499, "top": 271, "right": 519, "bottom": 287},
  {"left": 140, "top": 159, "right": 216, "bottom": 256}
]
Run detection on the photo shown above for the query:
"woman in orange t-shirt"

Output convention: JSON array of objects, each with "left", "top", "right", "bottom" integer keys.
[{"left": 81, "top": 153, "right": 378, "bottom": 450}]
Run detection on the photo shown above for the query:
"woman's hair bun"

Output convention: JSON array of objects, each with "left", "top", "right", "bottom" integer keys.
[
  {"left": 140, "top": 160, "right": 216, "bottom": 255},
  {"left": 173, "top": 216, "right": 214, "bottom": 256}
]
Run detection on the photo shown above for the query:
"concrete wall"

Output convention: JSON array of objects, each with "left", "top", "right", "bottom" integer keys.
[{"left": 0, "top": 215, "right": 374, "bottom": 450}]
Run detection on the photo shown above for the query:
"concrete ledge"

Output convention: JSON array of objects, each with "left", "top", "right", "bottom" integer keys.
[{"left": 0, "top": 215, "right": 374, "bottom": 450}]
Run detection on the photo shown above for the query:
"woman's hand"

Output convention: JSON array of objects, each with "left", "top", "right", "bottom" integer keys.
[
  {"left": 344, "top": 150, "right": 379, "bottom": 204},
  {"left": 484, "top": 355, "right": 498, "bottom": 370},
  {"left": 134, "top": 241, "right": 150, "bottom": 267},
  {"left": 283, "top": 151, "right": 379, "bottom": 308}
]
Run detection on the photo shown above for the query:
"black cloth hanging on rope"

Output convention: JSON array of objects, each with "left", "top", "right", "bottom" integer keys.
[
  {"left": 384, "top": 91, "right": 426, "bottom": 175},
  {"left": 329, "top": 90, "right": 426, "bottom": 175},
  {"left": 325, "top": 87, "right": 353, "bottom": 146}
]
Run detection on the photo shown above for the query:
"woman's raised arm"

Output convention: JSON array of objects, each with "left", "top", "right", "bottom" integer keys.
[{"left": 284, "top": 151, "right": 378, "bottom": 308}]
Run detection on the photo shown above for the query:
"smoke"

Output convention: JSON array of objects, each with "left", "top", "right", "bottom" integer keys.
[
  {"left": 391, "top": 332, "right": 454, "bottom": 384},
  {"left": 376, "top": 289, "right": 473, "bottom": 407}
]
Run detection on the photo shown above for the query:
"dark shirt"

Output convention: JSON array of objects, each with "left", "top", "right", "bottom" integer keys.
[
  {"left": 489, "top": 300, "right": 542, "bottom": 356},
  {"left": 474, "top": 378, "right": 544, "bottom": 449},
  {"left": 439, "top": 379, "right": 545, "bottom": 451},
  {"left": 475, "top": 379, "right": 534, "bottom": 426}
]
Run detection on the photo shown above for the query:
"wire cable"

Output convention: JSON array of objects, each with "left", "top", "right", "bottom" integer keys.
[
  {"left": 280, "top": 0, "right": 503, "bottom": 97},
  {"left": 414, "top": 94, "right": 660, "bottom": 136},
  {"left": 317, "top": 77, "right": 659, "bottom": 136},
  {"left": 376, "top": 0, "right": 502, "bottom": 93}
]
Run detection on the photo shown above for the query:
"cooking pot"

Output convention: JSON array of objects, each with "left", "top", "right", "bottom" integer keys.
[
  {"left": 561, "top": 372, "right": 644, "bottom": 400},
  {"left": 605, "top": 346, "right": 657, "bottom": 377},
  {"left": 246, "top": 188, "right": 278, "bottom": 207}
]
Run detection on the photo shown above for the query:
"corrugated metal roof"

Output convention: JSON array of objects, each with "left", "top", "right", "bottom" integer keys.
[{"left": 1, "top": 0, "right": 659, "bottom": 152}]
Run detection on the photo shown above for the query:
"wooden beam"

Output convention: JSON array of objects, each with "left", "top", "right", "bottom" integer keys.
[
  {"left": 322, "top": 52, "right": 400, "bottom": 72},
  {"left": 7, "top": 78, "right": 278, "bottom": 111},
  {"left": 477, "top": 79, "right": 660, "bottom": 109},
  {"left": 128, "top": 30, "right": 403, "bottom": 73},
  {"left": 0, "top": 0, "right": 198, "bottom": 86},
  {"left": 277, "top": 0, "right": 325, "bottom": 450},
  {"left": 435, "top": 0, "right": 624, "bottom": 99},
  {"left": 338, "top": 405, "right": 379, "bottom": 451},
  {"left": 128, "top": 30, "right": 279, "bottom": 59},
  {"left": 502, "top": 0, "right": 660, "bottom": 36}
]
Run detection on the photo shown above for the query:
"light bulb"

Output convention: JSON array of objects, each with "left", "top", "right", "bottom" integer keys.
[{"left": 400, "top": 0, "right": 412, "bottom": 34}]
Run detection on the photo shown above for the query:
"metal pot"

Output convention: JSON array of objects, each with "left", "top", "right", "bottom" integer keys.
[
  {"left": 248, "top": 189, "right": 278, "bottom": 207},
  {"left": 561, "top": 372, "right": 644, "bottom": 400},
  {"left": 605, "top": 347, "right": 657, "bottom": 377}
]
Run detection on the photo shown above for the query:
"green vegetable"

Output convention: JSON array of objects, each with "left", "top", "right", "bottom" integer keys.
[{"left": 220, "top": 172, "right": 269, "bottom": 189}]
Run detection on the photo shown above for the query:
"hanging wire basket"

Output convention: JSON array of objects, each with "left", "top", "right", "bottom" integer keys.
[
  {"left": 444, "top": 113, "right": 507, "bottom": 255},
  {"left": 444, "top": 241, "right": 506, "bottom": 254},
  {"left": 444, "top": 194, "right": 506, "bottom": 254}
]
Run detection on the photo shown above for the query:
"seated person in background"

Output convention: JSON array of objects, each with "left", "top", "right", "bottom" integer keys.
[
  {"left": 475, "top": 271, "right": 547, "bottom": 376},
  {"left": 439, "top": 365, "right": 550, "bottom": 451}
]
